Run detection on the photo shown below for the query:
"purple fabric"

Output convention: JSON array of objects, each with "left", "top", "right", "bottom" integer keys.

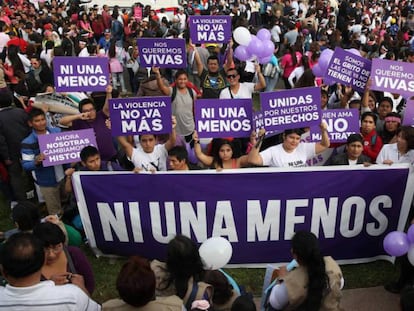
[
  {"left": 195, "top": 99, "right": 253, "bottom": 138},
  {"left": 67, "top": 246, "right": 95, "bottom": 295},
  {"left": 189, "top": 16, "right": 232, "bottom": 44},
  {"left": 38, "top": 129, "right": 98, "bottom": 167},
  {"left": 72, "top": 111, "right": 117, "bottom": 161},
  {"left": 403, "top": 99, "right": 414, "bottom": 126},
  {"left": 371, "top": 58, "right": 414, "bottom": 97},
  {"left": 53, "top": 57, "right": 109, "bottom": 92},
  {"left": 74, "top": 167, "right": 412, "bottom": 265},
  {"left": 109, "top": 96, "right": 172, "bottom": 135},
  {"left": 325, "top": 48, "right": 371, "bottom": 92}
]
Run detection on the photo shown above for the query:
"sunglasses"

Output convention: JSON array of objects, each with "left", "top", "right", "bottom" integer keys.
[{"left": 227, "top": 74, "right": 237, "bottom": 79}]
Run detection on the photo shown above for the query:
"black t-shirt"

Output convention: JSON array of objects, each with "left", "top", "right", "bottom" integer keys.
[{"left": 200, "top": 68, "right": 227, "bottom": 99}]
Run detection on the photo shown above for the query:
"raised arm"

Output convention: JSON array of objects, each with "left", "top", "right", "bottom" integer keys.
[
  {"left": 238, "top": 130, "right": 260, "bottom": 167},
  {"left": 191, "top": 44, "right": 204, "bottom": 77},
  {"left": 59, "top": 111, "right": 92, "bottom": 127},
  {"left": 315, "top": 121, "right": 330, "bottom": 154},
  {"left": 192, "top": 131, "right": 214, "bottom": 166},
  {"left": 361, "top": 78, "right": 373, "bottom": 113},
  {"left": 254, "top": 63, "right": 266, "bottom": 91},
  {"left": 164, "top": 116, "right": 177, "bottom": 151},
  {"left": 153, "top": 66, "right": 171, "bottom": 96},
  {"left": 223, "top": 40, "right": 234, "bottom": 72},
  {"left": 102, "top": 84, "right": 113, "bottom": 117},
  {"left": 117, "top": 135, "right": 134, "bottom": 159},
  {"left": 247, "top": 128, "right": 265, "bottom": 166}
]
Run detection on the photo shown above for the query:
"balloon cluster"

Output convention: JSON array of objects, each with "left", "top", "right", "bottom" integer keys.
[
  {"left": 383, "top": 224, "right": 414, "bottom": 265},
  {"left": 233, "top": 27, "right": 275, "bottom": 64}
]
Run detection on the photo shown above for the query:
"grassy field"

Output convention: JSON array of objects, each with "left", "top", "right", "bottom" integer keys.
[{"left": 0, "top": 198, "right": 399, "bottom": 304}]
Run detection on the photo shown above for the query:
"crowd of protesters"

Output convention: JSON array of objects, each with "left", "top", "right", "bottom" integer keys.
[{"left": 0, "top": 0, "right": 414, "bottom": 309}]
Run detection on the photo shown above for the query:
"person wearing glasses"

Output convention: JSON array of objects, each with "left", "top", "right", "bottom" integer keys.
[
  {"left": 219, "top": 65, "right": 266, "bottom": 99},
  {"left": 59, "top": 85, "right": 118, "bottom": 162},
  {"left": 33, "top": 222, "right": 95, "bottom": 296}
]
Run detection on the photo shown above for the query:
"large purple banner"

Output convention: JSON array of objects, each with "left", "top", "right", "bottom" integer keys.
[
  {"left": 73, "top": 166, "right": 414, "bottom": 265},
  {"left": 109, "top": 96, "right": 172, "bottom": 136},
  {"left": 259, "top": 87, "right": 321, "bottom": 132},
  {"left": 195, "top": 99, "right": 253, "bottom": 138},
  {"left": 38, "top": 129, "right": 97, "bottom": 167},
  {"left": 309, "top": 109, "right": 360, "bottom": 143},
  {"left": 325, "top": 48, "right": 371, "bottom": 92},
  {"left": 137, "top": 38, "right": 187, "bottom": 68},
  {"left": 189, "top": 16, "right": 232, "bottom": 44},
  {"left": 371, "top": 59, "right": 414, "bottom": 97},
  {"left": 53, "top": 57, "right": 110, "bottom": 92}
]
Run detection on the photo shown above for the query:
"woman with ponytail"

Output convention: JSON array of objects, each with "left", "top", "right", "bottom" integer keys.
[{"left": 268, "top": 231, "right": 344, "bottom": 310}]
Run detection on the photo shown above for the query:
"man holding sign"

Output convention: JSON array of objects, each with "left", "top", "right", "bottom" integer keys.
[
  {"left": 248, "top": 122, "right": 330, "bottom": 167},
  {"left": 117, "top": 116, "right": 177, "bottom": 172}
]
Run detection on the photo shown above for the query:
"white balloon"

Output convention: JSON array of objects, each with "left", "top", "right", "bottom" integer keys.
[
  {"left": 199, "top": 237, "right": 233, "bottom": 270},
  {"left": 408, "top": 245, "right": 414, "bottom": 266},
  {"left": 233, "top": 27, "right": 252, "bottom": 46}
]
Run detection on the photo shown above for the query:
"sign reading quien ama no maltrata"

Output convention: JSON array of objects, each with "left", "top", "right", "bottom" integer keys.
[
  {"left": 53, "top": 57, "right": 109, "bottom": 92},
  {"left": 38, "top": 129, "right": 97, "bottom": 167},
  {"left": 189, "top": 16, "right": 232, "bottom": 44},
  {"left": 109, "top": 96, "right": 172, "bottom": 136},
  {"left": 137, "top": 38, "right": 187, "bottom": 68}
]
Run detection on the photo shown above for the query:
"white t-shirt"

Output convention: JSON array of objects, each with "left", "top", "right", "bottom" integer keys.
[
  {"left": 130, "top": 144, "right": 168, "bottom": 171},
  {"left": 260, "top": 143, "right": 316, "bottom": 167},
  {"left": 219, "top": 82, "right": 255, "bottom": 99},
  {"left": 376, "top": 143, "right": 414, "bottom": 164},
  {"left": 0, "top": 281, "right": 100, "bottom": 311}
]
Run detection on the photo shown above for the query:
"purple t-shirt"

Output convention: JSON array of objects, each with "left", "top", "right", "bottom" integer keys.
[{"left": 72, "top": 111, "right": 117, "bottom": 161}]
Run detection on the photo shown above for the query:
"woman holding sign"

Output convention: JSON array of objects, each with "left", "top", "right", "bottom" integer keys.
[
  {"left": 192, "top": 130, "right": 258, "bottom": 170},
  {"left": 247, "top": 122, "right": 330, "bottom": 168}
]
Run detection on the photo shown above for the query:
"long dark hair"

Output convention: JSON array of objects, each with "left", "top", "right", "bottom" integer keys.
[
  {"left": 291, "top": 231, "right": 327, "bottom": 311},
  {"left": 166, "top": 235, "right": 204, "bottom": 298},
  {"left": 212, "top": 139, "right": 236, "bottom": 168}
]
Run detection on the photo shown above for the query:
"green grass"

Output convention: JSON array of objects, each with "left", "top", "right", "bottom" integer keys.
[{"left": 0, "top": 198, "right": 400, "bottom": 304}]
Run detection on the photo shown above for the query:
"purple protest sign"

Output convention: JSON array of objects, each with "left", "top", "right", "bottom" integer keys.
[
  {"left": 371, "top": 59, "right": 414, "bottom": 97},
  {"left": 195, "top": 99, "right": 252, "bottom": 138},
  {"left": 137, "top": 38, "right": 187, "bottom": 68},
  {"left": 259, "top": 87, "right": 321, "bottom": 132},
  {"left": 53, "top": 56, "right": 109, "bottom": 92},
  {"left": 189, "top": 16, "right": 232, "bottom": 44},
  {"left": 109, "top": 96, "right": 172, "bottom": 136},
  {"left": 73, "top": 165, "right": 414, "bottom": 264},
  {"left": 38, "top": 129, "right": 97, "bottom": 167},
  {"left": 403, "top": 99, "right": 414, "bottom": 126},
  {"left": 309, "top": 109, "right": 360, "bottom": 143},
  {"left": 325, "top": 48, "right": 371, "bottom": 92}
]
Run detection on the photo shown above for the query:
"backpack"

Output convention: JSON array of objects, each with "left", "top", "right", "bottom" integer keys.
[{"left": 171, "top": 86, "right": 194, "bottom": 102}]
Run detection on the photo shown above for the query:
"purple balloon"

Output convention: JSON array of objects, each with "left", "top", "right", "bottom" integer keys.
[
  {"left": 257, "top": 28, "right": 271, "bottom": 41},
  {"left": 312, "top": 64, "right": 324, "bottom": 77},
  {"left": 318, "top": 48, "right": 334, "bottom": 71},
  {"left": 407, "top": 224, "right": 414, "bottom": 244},
  {"left": 258, "top": 55, "right": 273, "bottom": 64},
  {"left": 383, "top": 231, "right": 410, "bottom": 257},
  {"left": 258, "top": 40, "right": 275, "bottom": 58},
  {"left": 247, "top": 35, "right": 264, "bottom": 57},
  {"left": 234, "top": 45, "right": 251, "bottom": 61}
]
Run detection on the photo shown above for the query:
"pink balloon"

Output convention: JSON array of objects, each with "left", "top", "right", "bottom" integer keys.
[
  {"left": 259, "top": 40, "right": 275, "bottom": 58},
  {"left": 318, "top": 48, "right": 334, "bottom": 71},
  {"left": 407, "top": 224, "right": 414, "bottom": 244},
  {"left": 234, "top": 45, "right": 251, "bottom": 61},
  {"left": 383, "top": 231, "right": 410, "bottom": 257},
  {"left": 257, "top": 28, "right": 271, "bottom": 41},
  {"left": 312, "top": 64, "right": 324, "bottom": 77},
  {"left": 247, "top": 35, "right": 264, "bottom": 57}
]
